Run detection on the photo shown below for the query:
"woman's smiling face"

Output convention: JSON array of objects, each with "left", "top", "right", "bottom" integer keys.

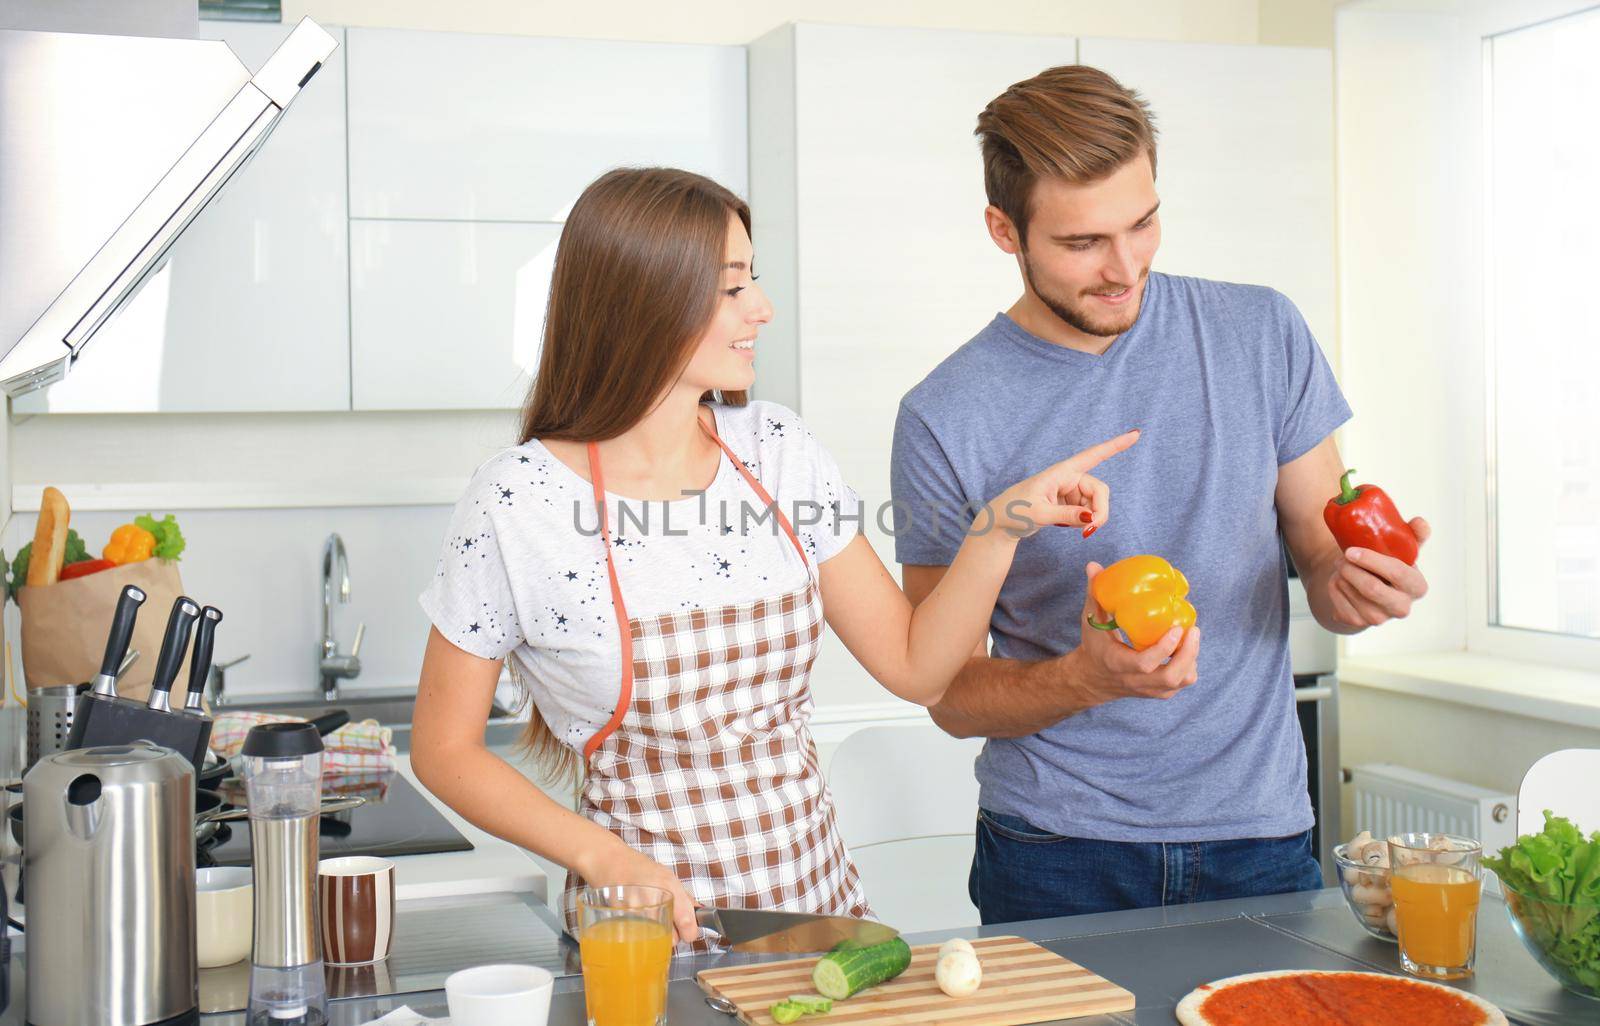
[{"left": 679, "top": 213, "right": 772, "bottom": 397}]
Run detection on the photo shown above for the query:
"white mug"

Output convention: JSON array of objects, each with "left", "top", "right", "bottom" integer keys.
[
  {"left": 195, "top": 867, "right": 253, "bottom": 968},
  {"left": 444, "top": 964, "right": 554, "bottom": 1026}
]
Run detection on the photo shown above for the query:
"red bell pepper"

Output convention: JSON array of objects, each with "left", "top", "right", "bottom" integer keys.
[
  {"left": 59, "top": 558, "right": 116, "bottom": 581},
  {"left": 1323, "top": 468, "right": 1418, "bottom": 566}
]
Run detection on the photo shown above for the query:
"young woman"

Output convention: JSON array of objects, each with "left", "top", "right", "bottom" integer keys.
[{"left": 412, "top": 167, "right": 1137, "bottom": 945}]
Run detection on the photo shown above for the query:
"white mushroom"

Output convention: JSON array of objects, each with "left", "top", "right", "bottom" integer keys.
[
  {"left": 936, "top": 949, "right": 983, "bottom": 998},
  {"left": 1351, "top": 882, "right": 1392, "bottom": 908},
  {"left": 1347, "top": 830, "right": 1374, "bottom": 852},
  {"left": 1360, "top": 839, "right": 1391, "bottom": 868},
  {"left": 938, "top": 938, "right": 977, "bottom": 963},
  {"left": 1385, "top": 906, "right": 1400, "bottom": 936}
]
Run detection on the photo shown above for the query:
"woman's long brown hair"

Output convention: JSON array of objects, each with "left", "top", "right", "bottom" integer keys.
[{"left": 511, "top": 166, "right": 751, "bottom": 786}]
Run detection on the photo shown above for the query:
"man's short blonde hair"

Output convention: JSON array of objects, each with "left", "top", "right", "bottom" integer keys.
[{"left": 976, "top": 65, "right": 1158, "bottom": 245}]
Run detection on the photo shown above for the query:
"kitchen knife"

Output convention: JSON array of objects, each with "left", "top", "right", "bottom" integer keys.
[
  {"left": 692, "top": 908, "right": 899, "bottom": 954},
  {"left": 146, "top": 596, "right": 201, "bottom": 712},
  {"left": 181, "top": 606, "right": 224, "bottom": 714},
  {"left": 89, "top": 585, "right": 146, "bottom": 698}
]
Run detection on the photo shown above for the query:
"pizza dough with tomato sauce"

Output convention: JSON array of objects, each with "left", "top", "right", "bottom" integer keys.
[{"left": 1176, "top": 970, "right": 1508, "bottom": 1026}]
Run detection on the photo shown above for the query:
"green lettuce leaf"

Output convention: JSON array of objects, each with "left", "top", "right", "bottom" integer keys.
[
  {"left": 1486, "top": 811, "right": 1600, "bottom": 990},
  {"left": 135, "top": 513, "right": 185, "bottom": 561}
]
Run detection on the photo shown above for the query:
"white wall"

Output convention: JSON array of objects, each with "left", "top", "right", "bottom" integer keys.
[
  {"left": 1, "top": 406, "right": 11, "bottom": 542},
  {"left": 284, "top": 0, "right": 1276, "bottom": 48},
  {"left": 1334, "top": 7, "right": 1476, "bottom": 659},
  {"left": 1, "top": 402, "right": 13, "bottom": 699}
]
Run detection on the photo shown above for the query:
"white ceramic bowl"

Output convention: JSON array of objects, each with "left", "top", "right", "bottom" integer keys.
[
  {"left": 195, "top": 867, "right": 253, "bottom": 968},
  {"left": 445, "top": 964, "right": 554, "bottom": 1026}
]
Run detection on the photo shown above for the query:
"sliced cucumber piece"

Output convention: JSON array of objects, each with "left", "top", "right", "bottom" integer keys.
[
  {"left": 811, "top": 937, "right": 913, "bottom": 1000},
  {"left": 786, "top": 994, "right": 833, "bottom": 1014}
]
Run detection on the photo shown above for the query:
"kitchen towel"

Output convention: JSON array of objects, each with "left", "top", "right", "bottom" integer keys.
[{"left": 210, "top": 710, "right": 396, "bottom": 774}]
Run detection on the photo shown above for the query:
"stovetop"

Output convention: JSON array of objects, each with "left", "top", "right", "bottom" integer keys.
[{"left": 200, "top": 772, "right": 473, "bottom": 867}]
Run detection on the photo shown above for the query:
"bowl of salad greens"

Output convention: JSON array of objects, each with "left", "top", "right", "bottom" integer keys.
[{"left": 1485, "top": 811, "right": 1600, "bottom": 1001}]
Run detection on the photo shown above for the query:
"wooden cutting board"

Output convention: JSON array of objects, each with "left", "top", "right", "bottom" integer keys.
[{"left": 697, "top": 935, "right": 1135, "bottom": 1025}]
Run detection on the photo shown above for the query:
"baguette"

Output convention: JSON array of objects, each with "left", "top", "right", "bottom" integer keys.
[{"left": 25, "top": 487, "right": 71, "bottom": 588}]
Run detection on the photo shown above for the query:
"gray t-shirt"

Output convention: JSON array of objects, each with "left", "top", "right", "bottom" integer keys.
[{"left": 891, "top": 271, "right": 1351, "bottom": 843}]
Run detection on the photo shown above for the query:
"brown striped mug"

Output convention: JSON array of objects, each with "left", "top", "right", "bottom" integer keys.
[{"left": 317, "top": 856, "right": 396, "bottom": 966}]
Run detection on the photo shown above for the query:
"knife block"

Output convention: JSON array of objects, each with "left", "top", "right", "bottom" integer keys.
[{"left": 66, "top": 692, "right": 212, "bottom": 772}]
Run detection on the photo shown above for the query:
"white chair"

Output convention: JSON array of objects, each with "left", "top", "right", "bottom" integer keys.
[
  {"left": 826, "top": 723, "right": 986, "bottom": 933},
  {"left": 1516, "top": 748, "right": 1600, "bottom": 837}
]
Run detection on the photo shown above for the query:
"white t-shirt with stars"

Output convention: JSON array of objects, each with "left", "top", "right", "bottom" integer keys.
[{"left": 419, "top": 401, "right": 863, "bottom": 754}]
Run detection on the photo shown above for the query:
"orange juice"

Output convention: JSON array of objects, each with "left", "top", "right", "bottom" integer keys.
[
  {"left": 1391, "top": 862, "right": 1481, "bottom": 968},
  {"left": 580, "top": 915, "right": 673, "bottom": 1026}
]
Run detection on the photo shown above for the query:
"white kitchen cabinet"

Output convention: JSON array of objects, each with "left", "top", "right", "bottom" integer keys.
[
  {"left": 349, "top": 219, "right": 559, "bottom": 411},
  {"left": 345, "top": 28, "right": 747, "bottom": 222},
  {"left": 1075, "top": 37, "right": 1335, "bottom": 349},
  {"left": 748, "top": 25, "right": 1333, "bottom": 708},
  {"left": 15, "top": 23, "right": 351, "bottom": 414}
]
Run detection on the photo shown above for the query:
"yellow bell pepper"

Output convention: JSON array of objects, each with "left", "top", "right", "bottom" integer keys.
[
  {"left": 103, "top": 523, "right": 157, "bottom": 565},
  {"left": 1088, "top": 555, "right": 1198, "bottom": 650}
]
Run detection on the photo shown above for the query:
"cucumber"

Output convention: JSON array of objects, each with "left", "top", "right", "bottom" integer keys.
[
  {"left": 811, "top": 937, "right": 913, "bottom": 1000},
  {"left": 771, "top": 1001, "right": 809, "bottom": 1024},
  {"left": 786, "top": 994, "right": 833, "bottom": 1014}
]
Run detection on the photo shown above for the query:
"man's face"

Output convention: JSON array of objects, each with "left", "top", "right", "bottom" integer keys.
[{"left": 993, "top": 154, "right": 1162, "bottom": 339}]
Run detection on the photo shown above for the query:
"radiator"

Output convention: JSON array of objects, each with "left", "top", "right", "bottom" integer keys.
[{"left": 1348, "top": 763, "right": 1517, "bottom": 857}]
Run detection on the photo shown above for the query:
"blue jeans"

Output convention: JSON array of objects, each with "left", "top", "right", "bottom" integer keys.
[{"left": 970, "top": 808, "right": 1326, "bottom": 925}]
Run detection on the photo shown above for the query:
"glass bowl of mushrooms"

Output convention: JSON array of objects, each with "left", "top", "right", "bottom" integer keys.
[{"left": 1334, "top": 830, "right": 1398, "bottom": 942}]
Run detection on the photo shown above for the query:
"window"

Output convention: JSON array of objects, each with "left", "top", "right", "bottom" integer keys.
[{"left": 1484, "top": 6, "right": 1600, "bottom": 640}]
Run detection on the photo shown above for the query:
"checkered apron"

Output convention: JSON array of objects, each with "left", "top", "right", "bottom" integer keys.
[{"left": 561, "top": 420, "right": 870, "bottom": 946}]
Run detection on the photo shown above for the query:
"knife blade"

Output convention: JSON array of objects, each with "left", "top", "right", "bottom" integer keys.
[{"left": 694, "top": 907, "right": 899, "bottom": 954}]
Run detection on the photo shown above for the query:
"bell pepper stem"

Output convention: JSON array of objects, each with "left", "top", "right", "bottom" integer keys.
[
  {"left": 1087, "top": 616, "right": 1120, "bottom": 633},
  {"left": 1335, "top": 468, "right": 1361, "bottom": 505}
]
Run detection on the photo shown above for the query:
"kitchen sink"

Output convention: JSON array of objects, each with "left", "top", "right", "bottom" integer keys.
[{"left": 217, "top": 689, "right": 514, "bottom": 727}]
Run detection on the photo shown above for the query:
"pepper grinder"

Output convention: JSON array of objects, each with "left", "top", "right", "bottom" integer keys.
[{"left": 239, "top": 723, "right": 328, "bottom": 1026}]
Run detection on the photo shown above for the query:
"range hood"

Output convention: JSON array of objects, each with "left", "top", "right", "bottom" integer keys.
[{"left": 0, "top": 17, "right": 337, "bottom": 398}]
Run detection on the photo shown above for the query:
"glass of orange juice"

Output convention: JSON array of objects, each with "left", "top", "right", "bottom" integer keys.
[
  {"left": 1388, "top": 833, "right": 1483, "bottom": 981},
  {"left": 577, "top": 884, "right": 674, "bottom": 1026}
]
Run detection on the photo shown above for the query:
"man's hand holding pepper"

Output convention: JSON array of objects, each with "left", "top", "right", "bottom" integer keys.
[
  {"left": 1320, "top": 518, "right": 1432, "bottom": 630},
  {"left": 1063, "top": 561, "right": 1201, "bottom": 705}
]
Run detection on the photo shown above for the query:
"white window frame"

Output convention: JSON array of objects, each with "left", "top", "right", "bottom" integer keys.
[{"left": 1464, "top": 0, "right": 1600, "bottom": 670}]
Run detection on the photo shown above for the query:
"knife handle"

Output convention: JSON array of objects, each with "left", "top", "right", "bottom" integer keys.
[
  {"left": 92, "top": 585, "right": 147, "bottom": 697},
  {"left": 182, "top": 606, "right": 223, "bottom": 713},
  {"left": 695, "top": 907, "right": 722, "bottom": 937},
  {"left": 147, "top": 596, "right": 201, "bottom": 712}
]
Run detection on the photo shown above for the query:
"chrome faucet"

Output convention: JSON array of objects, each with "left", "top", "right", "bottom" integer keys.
[
  {"left": 207, "top": 654, "right": 250, "bottom": 706},
  {"left": 319, "top": 533, "right": 364, "bottom": 700}
]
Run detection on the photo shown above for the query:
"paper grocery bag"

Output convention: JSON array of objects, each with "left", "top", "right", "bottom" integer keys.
[{"left": 18, "top": 559, "right": 190, "bottom": 703}]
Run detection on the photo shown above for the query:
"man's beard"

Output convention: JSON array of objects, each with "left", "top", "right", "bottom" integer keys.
[{"left": 1022, "top": 250, "right": 1148, "bottom": 339}]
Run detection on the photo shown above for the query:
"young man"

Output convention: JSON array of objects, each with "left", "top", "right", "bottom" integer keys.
[{"left": 890, "top": 65, "right": 1431, "bottom": 924}]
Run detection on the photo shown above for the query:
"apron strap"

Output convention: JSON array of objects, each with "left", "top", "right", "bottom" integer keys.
[
  {"left": 700, "top": 409, "right": 811, "bottom": 570},
  {"left": 580, "top": 407, "right": 811, "bottom": 763},
  {"left": 582, "top": 440, "right": 634, "bottom": 763}
]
